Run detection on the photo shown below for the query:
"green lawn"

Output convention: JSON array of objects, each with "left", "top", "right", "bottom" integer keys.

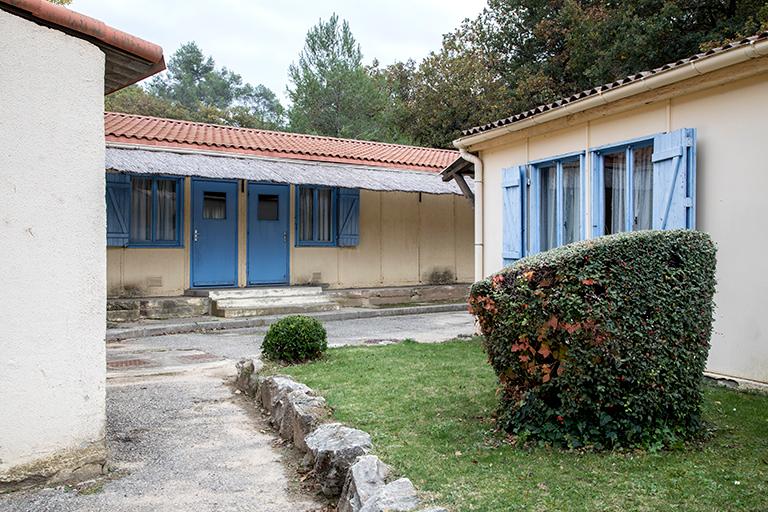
[{"left": 277, "top": 338, "right": 768, "bottom": 512}]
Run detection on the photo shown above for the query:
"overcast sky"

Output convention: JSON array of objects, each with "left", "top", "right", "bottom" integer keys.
[{"left": 71, "top": 0, "right": 487, "bottom": 103}]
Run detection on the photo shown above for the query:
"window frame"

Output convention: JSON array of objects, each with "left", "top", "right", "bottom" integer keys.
[
  {"left": 590, "top": 135, "right": 657, "bottom": 237},
  {"left": 128, "top": 175, "right": 185, "bottom": 248},
  {"left": 294, "top": 185, "right": 338, "bottom": 247},
  {"left": 528, "top": 151, "right": 586, "bottom": 254}
]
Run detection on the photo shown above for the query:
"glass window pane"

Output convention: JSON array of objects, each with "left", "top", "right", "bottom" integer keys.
[
  {"left": 539, "top": 166, "right": 557, "bottom": 251},
  {"left": 299, "top": 188, "right": 314, "bottom": 241},
  {"left": 603, "top": 152, "right": 626, "bottom": 234},
  {"left": 130, "top": 177, "right": 152, "bottom": 242},
  {"left": 203, "top": 192, "right": 227, "bottom": 220},
  {"left": 156, "top": 179, "right": 177, "bottom": 241},
  {"left": 562, "top": 161, "right": 580, "bottom": 244},
  {"left": 317, "top": 189, "right": 332, "bottom": 242},
  {"left": 632, "top": 146, "right": 653, "bottom": 230},
  {"left": 257, "top": 194, "right": 279, "bottom": 221}
]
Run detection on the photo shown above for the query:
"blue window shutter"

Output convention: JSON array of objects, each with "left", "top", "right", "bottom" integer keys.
[
  {"left": 502, "top": 166, "right": 526, "bottom": 266},
  {"left": 106, "top": 173, "right": 131, "bottom": 247},
  {"left": 652, "top": 128, "right": 696, "bottom": 230},
  {"left": 337, "top": 188, "right": 360, "bottom": 246}
]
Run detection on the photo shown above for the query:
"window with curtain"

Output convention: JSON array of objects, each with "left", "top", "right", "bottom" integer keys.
[
  {"left": 597, "top": 141, "right": 654, "bottom": 235},
  {"left": 562, "top": 161, "right": 581, "bottom": 244},
  {"left": 603, "top": 151, "right": 626, "bottom": 235},
  {"left": 632, "top": 146, "right": 653, "bottom": 230},
  {"left": 529, "top": 156, "right": 584, "bottom": 254},
  {"left": 297, "top": 186, "right": 336, "bottom": 246},
  {"left": 539, "top": 165, "right": 557, "bottom": 251},
  {"left": 129, "top": 176, "right": 183, "bottom": 246},
  {"left": 131, "top": 177, "right": 152, "bottom": 242}
]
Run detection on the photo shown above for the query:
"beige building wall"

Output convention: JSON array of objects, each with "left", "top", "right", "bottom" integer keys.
[
  {"left": 107, "top": 184, "right": 474, "bottom": 295},
  {"left": 291, "top": 188, "right": 474, "bottom": 288},
  {"left": 0, "top": 10, "right": 107, "bottom": 484},
  {"left": 472, "top": 69, "right": 768, "bottom": 383}
]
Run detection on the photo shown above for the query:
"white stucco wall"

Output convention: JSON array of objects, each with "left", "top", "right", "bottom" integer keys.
[
  {"left": 473, "top": 67, "right": 768, "bottom": 384},
  {"left": 0, "top": 10, "right": 107, "bottom": 483}
]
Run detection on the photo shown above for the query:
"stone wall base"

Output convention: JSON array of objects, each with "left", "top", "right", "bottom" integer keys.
[{"left": 0, "top": 439, "right": 107, "bottom": 494}]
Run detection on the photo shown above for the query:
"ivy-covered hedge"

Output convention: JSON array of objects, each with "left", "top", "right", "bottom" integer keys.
[{"left": 469, "top": 230, "right": 716, "bottom": 449}]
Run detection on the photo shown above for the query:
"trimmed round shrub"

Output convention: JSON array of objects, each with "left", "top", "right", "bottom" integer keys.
[
  {"left": 262, "top": 315, "right": 327, "bottom": 363},
  {"left": 469, "top": 230, "right": 716, "bottom": 449}
]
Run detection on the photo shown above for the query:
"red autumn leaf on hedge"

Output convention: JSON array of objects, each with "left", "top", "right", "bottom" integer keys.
[
  {"left": 546, "top": 315, "right": 558, "bottom": 330},
  {"left": 538, "top": 344, "right": 552, "bottom": 358},
  {"left": 542, "top": 373, "right": 551, "bottom": 383},
  {"left": 519, "top": 354, "right": 530, "bottom": 362},
  {"left": 581, "top": 278, "right": 597, "bottom": 286},
  {"left": 523, "top": 270, "right": 535, "bottom": 281},
  {"left": 562, "top": 322, "right": 580, "bottom": 334}
]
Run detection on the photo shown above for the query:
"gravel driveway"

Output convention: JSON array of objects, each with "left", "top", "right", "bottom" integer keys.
[{"left": 0, "top": 311, "right": 475, "bottom": 511}]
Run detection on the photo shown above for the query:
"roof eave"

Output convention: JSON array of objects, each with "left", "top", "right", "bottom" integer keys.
[
  {"left": 454, "top": 34, "right": 768, "bottom": 150},
  {"left": 0, "top": 0, "right": 165, "bottom": 94}
]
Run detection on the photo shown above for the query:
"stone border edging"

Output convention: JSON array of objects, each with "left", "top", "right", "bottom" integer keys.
[
  {"left": 235, "top": 359, "right": 448, "bottom": 512},
  {"left": 107, "top": 303, "right": 467, "bottom": 342}
]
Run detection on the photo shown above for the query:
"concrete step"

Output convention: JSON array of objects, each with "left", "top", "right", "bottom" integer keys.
[
  {"left": 213, "top": 294, "right": 332, "bottom": 309},
  {"left": 211, "top": 301, "right": 340, "bottom": 318},
  {"left": 187, "top": 287, "right": 323, "bottom": 300}
]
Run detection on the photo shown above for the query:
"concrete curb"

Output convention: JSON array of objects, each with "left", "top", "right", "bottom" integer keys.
[{"left": 106, "top": 303, "right": 468, "bottom": 342}]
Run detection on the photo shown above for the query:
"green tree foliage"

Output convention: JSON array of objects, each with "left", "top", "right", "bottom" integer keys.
[
  {"left": 106, "top": 42, "right": 285, "bottom": 130},
  {"left": 287, "top": 14, "right": 392, "bottom": 141},
  {"left": 389, "top": 0, "right": 768, "bottom": 148},
  {"left": 105, "top": 85, "right": 190, "bottom": 120}
]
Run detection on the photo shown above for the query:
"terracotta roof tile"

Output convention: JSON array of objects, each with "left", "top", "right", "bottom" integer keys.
[{"left": 104, "top": 112, "right": 456, "bottom": 172}]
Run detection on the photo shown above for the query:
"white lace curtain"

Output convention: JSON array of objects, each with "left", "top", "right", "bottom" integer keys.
[
  {"left": 632, "top": 147, "right": 653, "bottom": 230},
  {"left": 562, "top": 161, "right": 580, "bottom": 244},
  {"left": 603, "top": 148, "right": 653, "bottom": 234},
  {"left": 539, "top": 166, "right": 557, "bottom": 250},
  {"left": 131, "top": 178, "right": 152, "bottom": 241},
  {"left": 317, "top": 189, "right": 332, "bottom": 242},
  {"left": 156, "top": 180, "right": 177, "bottom": 240},
  {"left": 299, "top": 188, "right": 313, "bottom": 241}
]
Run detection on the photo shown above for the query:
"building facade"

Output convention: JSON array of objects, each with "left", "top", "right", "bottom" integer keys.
[
  {"left": 444, "top": 33, "right": 768, "bottom": 385},
  {"left": 104, "top": 114, "right": 474, "bottom": 299},
  {"left": 0, "top": 1, "right": 164, "bottom": 489}
]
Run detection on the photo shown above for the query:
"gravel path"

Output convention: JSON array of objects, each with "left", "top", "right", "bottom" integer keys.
[
  {"left": 0, "top": 369, "right": 323, "bottom": 512},
  {"left": 0, "top": 311, "right": 475, "bottom": 511}
]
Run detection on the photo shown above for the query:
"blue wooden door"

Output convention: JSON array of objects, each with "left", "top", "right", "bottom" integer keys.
[
  {"left": 248, "top": 183, "right": 289, "bottom": 285},
  {"left": 191, "top": 179, "right": 238, "bottom": 287}
]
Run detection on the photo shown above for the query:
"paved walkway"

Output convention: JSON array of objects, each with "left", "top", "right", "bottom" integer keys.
[{"left": 0, "top": 311, "right": 475, "bottom": 511}]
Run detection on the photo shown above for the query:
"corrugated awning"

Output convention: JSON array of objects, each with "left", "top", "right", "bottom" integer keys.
[{"left": 106, "top": 146, "right": 468, "bottom": 195}]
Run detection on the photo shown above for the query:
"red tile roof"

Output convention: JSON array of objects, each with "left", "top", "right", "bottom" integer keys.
[
  {"left": 105, "top": 112, "right": 457, "bottom": 172},
  {"left": 0, "top": 0, "right": 165, "bottom": 93}
]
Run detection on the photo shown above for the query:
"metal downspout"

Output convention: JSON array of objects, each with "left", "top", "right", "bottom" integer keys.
[{"left": 458, "top": 148, "right": 484, "bottom": 281}]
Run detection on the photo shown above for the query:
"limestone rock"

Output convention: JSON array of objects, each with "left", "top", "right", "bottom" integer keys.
[
  {"left": 359, "top": 478, "right": 420, "bottom": 512},
  {"left": 280, "top": 390, "right": 329, "bottom": 452},
  {"left": 234, "top": 359, "right": 262, "bottom": 397},
  {"left": 258, "top": 375, "right": 310, "bottom": 415},
  {"left": 304, "top": 423, "right": 373, "bottom": 497},
  {"left": 337, "top": 455, "right": 391, "bottom": 512}
]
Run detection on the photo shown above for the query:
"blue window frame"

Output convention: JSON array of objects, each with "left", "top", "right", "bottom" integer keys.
[
  {"left": 295, "top": 185, "right": 337, "bottom": 247},
  {"left": 590, "top": 137, "right": 655, "bottom": 237},
  {"left": 128, "top": 175, "right": 184, "bottom": 247},
  {"left": 503, "top": 129, "right": 697, "bottom": 265},
  {"left": 528, "top": 153, "right": 586, "bottom": 254}
]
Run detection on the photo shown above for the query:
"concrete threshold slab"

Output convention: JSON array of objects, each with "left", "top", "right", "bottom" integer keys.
[{"left": 106, "top": 303, "right": 469, "bottom": 342}]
